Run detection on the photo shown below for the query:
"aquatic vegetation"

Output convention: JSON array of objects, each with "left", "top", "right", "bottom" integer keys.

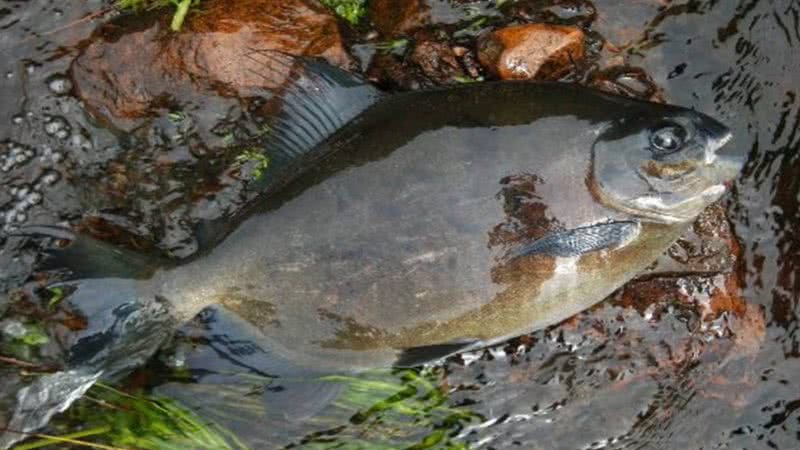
[
  {"left": 1, "top": 320, "right": 49, "bottom": 362},
  {"left": 453, "top": 75, "right": 485, "bottom": 84},
  {"left": 18, "top": 382, "right": 251, "bottom": 450},
  {"left": 319, "top": 0, "right": 366, "bottom": 25},
  {"left": 116, "top": 0, "right": 201, "bottom": 31},
  {"left": 376, "top": 38, "right": 410, "bottom": 54},
  {"left": 300, "top": 368, "right": 481, "bottom": 449},
  {"left": 45, "top": 287, "right": 65, "bottom": 311},
  {"left": 235, "top": 149, "right": 270, "bottom": 181}
]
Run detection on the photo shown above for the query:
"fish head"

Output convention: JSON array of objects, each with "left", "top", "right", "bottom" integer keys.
[{"left": 591, "top": 104, "right": 744, "bottom": 223}]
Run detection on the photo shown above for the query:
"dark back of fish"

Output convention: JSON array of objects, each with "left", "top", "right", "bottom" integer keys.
[{"left": 158, "top": 83, "right": 691, "bottom": 370}]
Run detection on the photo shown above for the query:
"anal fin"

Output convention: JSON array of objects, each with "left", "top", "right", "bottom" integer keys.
[{"left": 394, "top": 340, "right": 479, "bottom": 368}]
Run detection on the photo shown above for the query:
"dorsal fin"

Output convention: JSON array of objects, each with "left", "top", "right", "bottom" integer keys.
[
  {"left": 245, "top": 50, "right": 384, "bottom": 167},
  {"left": 191, "top": 52, "right": 385, "bottom": 251}
]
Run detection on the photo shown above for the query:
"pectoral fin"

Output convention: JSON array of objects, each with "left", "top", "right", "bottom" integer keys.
[{"left": 512, "top": 221, "right": 640, "bottom": 259}]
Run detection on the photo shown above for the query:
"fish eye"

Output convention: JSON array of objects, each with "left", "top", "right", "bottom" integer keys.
[{"left": 649, "top": 123, "right": 688, "bottom": 156}]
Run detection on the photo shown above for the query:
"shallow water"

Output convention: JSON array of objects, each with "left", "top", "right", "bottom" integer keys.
[{"left": 1, "top": 0, "right": 798, "bottom": 449}]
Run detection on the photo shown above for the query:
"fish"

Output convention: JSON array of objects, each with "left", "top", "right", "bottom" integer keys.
[{"left": 0, "top": 55, "right": 745, "bottom": 447}]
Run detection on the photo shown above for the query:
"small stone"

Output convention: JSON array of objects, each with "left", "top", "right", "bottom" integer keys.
[
  {"left": 589, "top": 66, "right": 663, "bottom": 101},
  {"left": 2, "top": 320, "right": 27, "bottom": 339},
  {"left": 410, "top": 40, "right": 466, "bottom": 84},
  {"left": 477, "top": 23, "right": 585, "bottom": 80},
  {"left": 46, "top": 74, "right": 73, "bottom": 95}
]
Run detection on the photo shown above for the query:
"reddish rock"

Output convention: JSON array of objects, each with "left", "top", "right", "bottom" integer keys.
[
  {"left": 369, "top": 0, "right": 430, "bottom": 36},
  {"left": 477, "top": 23, "right": 585, "bottom": 80},
  {"left": 643, "top": 203, "right": 742, "bottom": 278},
  {"left": 615, "top": 203, "right": 747, "bottom": 323},
  {"left": 70, "top": 0, "right": 352, "bottom": 129}
]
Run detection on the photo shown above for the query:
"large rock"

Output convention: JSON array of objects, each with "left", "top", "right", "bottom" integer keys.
[
  {"left": 70, "top": 0, "right": 352, "bottom": 130},
  {"left": 477, "top": 23, "right": 585, "bottom": 80},
  {"left": 369, "top": 0, "right": 430, "bottom": 36}
]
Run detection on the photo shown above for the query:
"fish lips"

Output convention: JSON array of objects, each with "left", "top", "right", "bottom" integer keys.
[{"left": 699, "top": 115, "right": 743, "bottom": 184}]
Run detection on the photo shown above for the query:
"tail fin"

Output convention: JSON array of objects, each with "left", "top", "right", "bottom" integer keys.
[
  {"left": 13, "top": 225, "right": 166, "bottom": 280},
  {"left": 0, "top": 279, "right": 175, "bottom": 449}
]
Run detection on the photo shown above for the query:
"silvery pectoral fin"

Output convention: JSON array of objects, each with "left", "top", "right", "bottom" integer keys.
[{"left": 511, "top": 221, "right": 641, "bottom": 258}]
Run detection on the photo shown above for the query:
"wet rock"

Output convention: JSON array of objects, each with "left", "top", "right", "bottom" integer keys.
[
  {"left": 477, "top": 23, "right": 585, "bottom": 80},
  {"left": 643, "top": 203, "right": 741, "bottom": 278},
  {"left": 369, "top": 0, "right": 430, "bottom": 36},
  {"left": 409, "top": 40, "right": 466, "bottom": 84},
  {"left": 616, "top": 203, "right": 746, "bottom": 324},
  {"left": 71, "top": 0, "right": 352, "bottom": 129},
  {"left": 588, "top": 65, "right": 664, "bottom": 102},
  {"left": 367, "top": 53, "right": 425, "bottom": 90},
  {"left": 503, "top": 0, "right": 597, "bottom": 27}
]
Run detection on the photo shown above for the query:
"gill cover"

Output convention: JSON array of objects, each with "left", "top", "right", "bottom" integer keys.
[{"left": 591, "top": 106, "right": 737, "bottom": 223}]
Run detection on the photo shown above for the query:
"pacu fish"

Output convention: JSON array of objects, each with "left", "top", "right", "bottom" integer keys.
[{"left": 1, "top": 57, "right": 744, "bottom": 447}]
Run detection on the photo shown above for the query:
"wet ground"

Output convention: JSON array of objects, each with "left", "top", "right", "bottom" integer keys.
[{"left": 0, "top": 0, "right": 798, "bottom": 448}]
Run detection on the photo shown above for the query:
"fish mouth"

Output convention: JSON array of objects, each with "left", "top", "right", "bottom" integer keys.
[{"left": 709, "top": 131, "right": 745, "bottom": 183}]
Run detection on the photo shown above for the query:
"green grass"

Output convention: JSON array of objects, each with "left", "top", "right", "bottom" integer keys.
[
  {"left": 303, "top": 368, "right": 480, "bottom": 449},
  {"left": 376, "top": 38, "right": 410, "bottom": 54},
  {"left": 235, "top": 148, "right": 270, "bottom": 181},
  {"left": 319, "top": 0, "right": 367, "bottom": 25},
  {"left": 116, "top": 0, "right": 200, "bottom": 31},
  {"left": 18, "top": 382, "right": 251, "bottom": 450},
  {"left": 16, "top": 367, "right": 477, "bottom": 450}
]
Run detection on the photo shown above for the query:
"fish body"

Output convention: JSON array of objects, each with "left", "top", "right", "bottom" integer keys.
[{"left": 147, "top": 81, "right": 739, "bottom": 370}]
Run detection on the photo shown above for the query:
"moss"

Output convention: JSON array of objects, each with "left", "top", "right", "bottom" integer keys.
[
  {"left": 235, "top": 148, "right": 270, "bottom": 181},
  {"left": 319, "top": 0, "right": 367, "bottom": 25}
]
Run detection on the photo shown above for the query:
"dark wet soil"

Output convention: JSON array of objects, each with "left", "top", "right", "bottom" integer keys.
[{"left": 1, "top": 0, "right": 798, "bottom": 449}]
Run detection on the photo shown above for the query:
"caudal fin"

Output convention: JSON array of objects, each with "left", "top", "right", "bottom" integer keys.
[
  {"left": 0, "top": 279, "right": 174, "bottom": 449},
  {"left": 13, "top": 225, "right": 166, "bottom": 280}
]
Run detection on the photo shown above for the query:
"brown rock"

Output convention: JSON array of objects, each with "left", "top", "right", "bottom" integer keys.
[
  {"left": 614, "top": 202, "right": 746, "bottom": 321},
  {"left": 369, "top": 0, "right": 430, "bottom": 36},
  {"left": 642, "top": 203, "right": 742, "bottom": 278},
  {"left": 588, "top": 65, "right": 665, "bottom": 102},
  {"left": 70, "top": 0, "right": 352, "bottom": 129},
  {"left": 477, "top": 23, "right": 585, "bottom": 80},
  {"left": 409, "top": 40, "right": 466, "bottom": 84}
]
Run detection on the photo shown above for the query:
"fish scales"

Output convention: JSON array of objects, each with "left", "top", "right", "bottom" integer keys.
[{"left": 152, "top": 82, "right": 732, "bottom": 370}]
